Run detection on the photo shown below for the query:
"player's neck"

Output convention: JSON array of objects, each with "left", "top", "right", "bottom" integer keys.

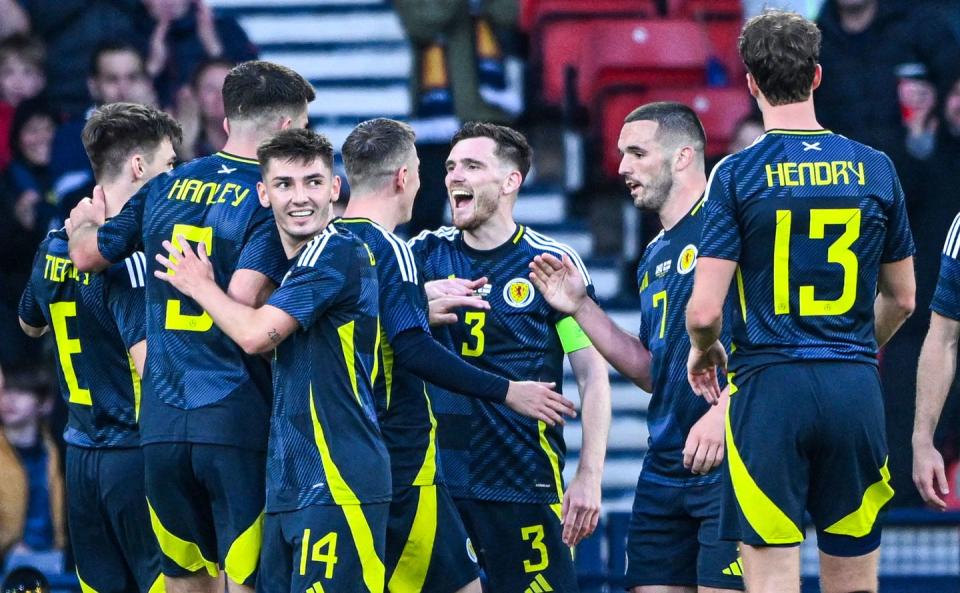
[
  {"left": 342, "top": 194, "right": 402, "bottom": 232},
  {"left": 658, "top": 175, "right": 706, "bottom": 231},
  {"left": 99, "top": 179, "right": 139, "bottom": 218},
  {"left": 462, "top": 211, "right": 517, "bottom": 251},
  {"left": 761, "top": 98, "right": 822, "bottom": 132}
]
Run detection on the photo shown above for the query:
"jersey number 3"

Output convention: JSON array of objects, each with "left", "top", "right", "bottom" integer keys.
[
  {"left": 164, "top": 224, "right": 214, "bottom": 332},
  {"left": 773, "top": 208, "right": 861, "bottom": 316},
  {"left": 461, "top": 311, "right": 486, "bottom": 357}
]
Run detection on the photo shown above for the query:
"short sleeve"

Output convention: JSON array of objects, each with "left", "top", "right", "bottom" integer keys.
[
  {"left": 881, "top": 161, "right": 917, "bottom": 263},
  {"left": 98, "top": 181, "right": 148, "bottom": 263},
  {"left": 931, "top": 213, "right": 960, "bottom": 320},
  {"left": 266, "top": 235, "right": 354, "bottom": 328},
  {"left": 18, "top": 276, "right": 45, "bottom": 328},
  {"left": 237, "top": 207, "right": 288, "bottom": 284},
  {"left": 106, "top": 253, "right": 148, "bottom": 349},
  {"left": 377, "top": 237, "right": 430, "bottom": 340},
  {"left": 699, "top": 159, "right": 742, "bottom": 261}
]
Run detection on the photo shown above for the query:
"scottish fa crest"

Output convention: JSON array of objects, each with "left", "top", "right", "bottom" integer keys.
[
  {"left": 503, "top": 278, "right": 535, "bottom": 308},
  {"left": 677, "top": 244, "right": 698, "bottom": 275}
]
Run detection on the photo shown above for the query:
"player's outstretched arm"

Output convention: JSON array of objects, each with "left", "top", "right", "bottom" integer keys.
[
  {"left": 562, "top": 346, "right": 610, "bottom": 547},
  {"left": 685, "top": 257, "right": 736, "bottom": 404},
  {"left": 67, "top": 188, "right": 111, "bottom": 272},
  {"left": 529, "top": 253, "right": 653, "bottom": 391},
  {"left": 875, "top": 257, "right": 916, "bottom": 348},
  {"left": 912, "top": 311, "right": 958, "bottom": 510},
  {"left": 391, "top": 328, "right": 577, "bottom": 426},
  {"left": 154, "top": 237, "right": 298, "bottom": 354}
]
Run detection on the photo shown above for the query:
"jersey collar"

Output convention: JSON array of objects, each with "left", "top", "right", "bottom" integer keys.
[{"left": 458, "top": 224, "right": 525, "bottom": 259}]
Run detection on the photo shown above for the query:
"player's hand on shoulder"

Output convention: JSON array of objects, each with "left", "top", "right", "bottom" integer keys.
[
  {"left": 912, "top": 439, "right": 950, "bottom": 511},
  {"left": 69, "top": 185, "right": 107, "bottom": 229},
  {"left": 561, "top": 469, "right": 602, "bottom": 546},
  {"left": 684, "top": 404, "right": 725, "bottom": 475},
  {"left": 687, "top": 340, "right": 726, "bottom": 405},
  {"left": 154, "top": 235, "right": 215, "bottom": 298},
  {"left": 528, "top": 253, "right": 586, "bottom": 316},
  {"left": 505, "top": 381, "right": 576, "bottom": 426}
]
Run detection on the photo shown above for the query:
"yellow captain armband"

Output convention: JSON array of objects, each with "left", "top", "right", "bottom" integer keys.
[{"left": 556, "top": 316, "right": 592, "bottom": 354}]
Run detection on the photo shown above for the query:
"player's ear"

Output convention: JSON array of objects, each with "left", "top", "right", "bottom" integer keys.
[
  {"left": 811, "top": 64, "right": 823, "bottom": 92},
  {"left": 746, "top": 72, "right": 760, "bottom": 99},
  {"left": 331, "top": 175, "right": 342, "bottom": 202},
  {"left": 395, "top": 165, "right": 408, "bottom": 192},
  {"left": 131, "top": 154, "right": 146, "bottom": 180},
  {"left": 279, "top": 115, "right": 293, "bottom": 131},
  {"left": 222, "top": 117, "right": 230, "bottom": 136},
  {"left": 675, "top": 146, "right": 695, "bottom": 172},
  {"left": 257, "top": 180, "right": 269, "bottom": 208},
  {"left": 501, "top": 170, "right": 522, "bottom": 195}
]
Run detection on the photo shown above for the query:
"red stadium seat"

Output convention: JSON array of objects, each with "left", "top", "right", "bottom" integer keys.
[
  {"left": 668, "top": 0, "right": 744, "bottom": 20},
  {"left": 577, "top": 20, "right": 711, "bottom": 105},
  {"left": 705, "top": 19, "right": 746, "bottom": 82},
  {"left": 523, "top": 0, "right": 659, "bottom": 31},
  {"left": 599, "top": 87, "right": 753, "bottom": 178}
]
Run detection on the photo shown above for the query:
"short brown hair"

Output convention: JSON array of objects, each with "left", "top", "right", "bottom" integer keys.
[
  {"left": 624, "top": 101, "right": 706, "bottom": 157},
  {"left": 257, "top": 128, "right": 334, "bottom": 175},
  {"left": 341, "top": 118, "right": 416, "bottom": 191},
  {"left": 451, "top": 122, "right": 532, "bottom": 179},
  {"left": 82, "top": 102, "right": 182, "bottom": 181},
  {"left": 739, "top": 9, "right": 821, "bottom": 106},
  {"left": 3, "top": 365, "right": 54, "bottom": 403},
  {"left": 0, "top": 34, "right": 45, "bottom": 70},
  {"left": 222, "top": 60, "right": 315, "bottom": 123}
]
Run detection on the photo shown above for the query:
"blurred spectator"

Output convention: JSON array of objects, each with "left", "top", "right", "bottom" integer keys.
[
  {"left": 138, "top": 0, "right": 257, "bottom": 109},
  {"left": 175, "top": 57, "right": 232, "bottom": 160},
  {"left": 0, "top": 0, "right": 29, "bottom": 41},
  {"left": 48, "top": 42, "right": 153, "bottom": 221},
  {"left": 5, "top": 99, "right": 58, "bottom": 235},
  {"left": 19, "top": 0, "right": 142, "bottom": 117},
  {"left": 0, "top": 34, "right": 46, "bottom": 171},
  {"left": 0, "top": 366, "right": 65, "bottom": 572},
  {"left": 815, "top": 0, "right": 960, "bottom": 169},
  {"left": 728, "top": 113, "right": 765, "bottom": 154}
]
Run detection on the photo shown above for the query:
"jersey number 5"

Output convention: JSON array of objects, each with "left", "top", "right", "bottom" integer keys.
[
  {"left": 164, "top": 224, "right": 214, "bottom": 332},
  {"left": 773, "top": 208, "right": 861, "bottom": 316}
]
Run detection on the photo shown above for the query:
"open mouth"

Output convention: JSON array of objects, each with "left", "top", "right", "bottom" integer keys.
[
  {"left": 625, "top": 179, "right": 641, "bottom": 192},
  {"left": 450, "top": 189, "right": 474, "bottom": 209}
]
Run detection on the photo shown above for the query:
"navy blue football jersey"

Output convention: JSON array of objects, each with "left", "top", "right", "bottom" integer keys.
[
  {"left": 409, "top": 225, "right": 594, "bottom": 504},
  {"left": 332, "top": 218, "right": 439, "bottom": 490},
  {"left": 931, "top": 212, "right": 960, "bottom": 321},
  {"left": 96, "top": 152, "right": 288, "bottom": 450},
  {"left": 700, "top": 130, "right": 916, "bottom": 377},
  {"left": 265, "top": 225, "right": 390, "bottom": 511},
  {"left": 636, "top": 198, "right": 734, "bottom": 485},
  {"left": 18, "top": 228, "right": 146, "bottom": 448}
]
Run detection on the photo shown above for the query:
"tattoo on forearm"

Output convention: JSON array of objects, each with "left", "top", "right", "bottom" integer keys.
[{"left": 268, "top": 328, "right": 281, "bottom": 344}]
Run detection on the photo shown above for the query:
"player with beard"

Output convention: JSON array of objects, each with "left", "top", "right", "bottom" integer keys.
[
  {"left": 155, "top": 128, "right": 392, "bottom": 593},
  {"left": 409, "top": 122, "right": 610, "bottom": 592},
  {"left": 529, "top": 102, "right": 743, "bottom": 592}
]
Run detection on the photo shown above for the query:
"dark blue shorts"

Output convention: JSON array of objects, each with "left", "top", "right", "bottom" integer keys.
[
  {"left": 257, "top": 502, "right": 389, "bottom": 593},
  {"left": 385, "top": 484, "right": 479, "bottom": 592},
  {"left": 454, "top": 499, "right": 578, "bottom": 593},
  {"left": 66, "top": 446, "right": 163, "bottom": 593},
  {"left": 143, "top": 442, "right": 265, "bottom": 586},
  {"left": 624, "top": 474, "right": 743, "bottom": 590},
  {"left": 721, "top": 362, "right": 892, "bottom": 556}
]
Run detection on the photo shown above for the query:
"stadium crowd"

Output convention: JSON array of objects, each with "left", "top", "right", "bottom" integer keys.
[{"left": 1, "top": 0, "right": 960, "bottom": 591}]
